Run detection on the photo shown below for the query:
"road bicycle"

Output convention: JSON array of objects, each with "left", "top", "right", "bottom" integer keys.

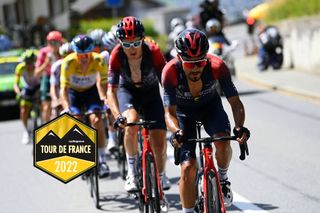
[
  {"left": 187, "top": 121, "right": 249, "bottom": 213},
  {"left": 126, "top": 120, "right": 164, "bottom": 213},
  {"left": 76, "top": 109, "right": 105, "bottom": 209}
]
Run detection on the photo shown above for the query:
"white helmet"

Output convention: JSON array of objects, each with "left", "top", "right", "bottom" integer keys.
[
  {"left": 170, "top": 17, "right": 184, "bottom": 31},
  {"left": 206, "top": 18, "right": 221, "bottom": 33},
  {"left": 59, "top": 42, "right": 72, "bottom": 57},
  {"left": 102, "top": 31, "right": 118, "bottom": 51},
  {"left": 89, "top": 29, "right": 106, "bottom": 43}
]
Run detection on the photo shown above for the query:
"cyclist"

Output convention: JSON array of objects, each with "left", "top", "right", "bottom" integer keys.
[
  {"left": 60, "top": 35, "right": 110, "bottom": 178},
  {"left": 35, "top": 30, "right": 63, "bottom": 123},
  {"left": 14, "top": 49, "right": 40, "bottom": 144},
  {"left": 89, "top": 28, "right": 118, "bottom": 155},
  {"left": 50, "top": 42, "right": 73, "bottom": 118},
  {"left": 106, "top": 16, "right": 170, "bottom": 210},
  {"left": 162, "top": 28, "right": 250, "bottom": 212}
]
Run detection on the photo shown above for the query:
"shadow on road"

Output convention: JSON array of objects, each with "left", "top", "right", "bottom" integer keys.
[
  {"left": 227, "top": 202, "right": 279, "bottom": 211},
  {"left": 99, "top": 192, "right": 138, "bottom": 211},
  {"left": 238, "top": 89, "right": 268, "bottom": 96}
]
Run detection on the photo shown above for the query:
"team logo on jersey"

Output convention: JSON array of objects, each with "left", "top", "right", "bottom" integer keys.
[{"left": 34, "top": 113, "right": 97, "bottom": 183}]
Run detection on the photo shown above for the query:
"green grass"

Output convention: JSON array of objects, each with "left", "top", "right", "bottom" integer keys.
[{"left": 265, "top": 0, "right": 320, "bottom": 23}]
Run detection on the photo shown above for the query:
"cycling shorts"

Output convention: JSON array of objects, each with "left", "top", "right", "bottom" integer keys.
[
  {"left": 176, "top": 99, "right": 231, "bottom": 163},
  {"left": 40, "top": 75, "right": 51, "bottom": 101},
  {"left": 68, "top": 85, "right": 102, "bottom": 115},
  {"left": 20, "top": 85, "right": 40, "bottom": 107},
  {"left": 117, "top": 85, "right": 166, "bottom": 130}
]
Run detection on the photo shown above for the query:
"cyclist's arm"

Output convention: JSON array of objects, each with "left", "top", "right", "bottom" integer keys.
[
  {"left": 60, "top": 58, "right": 70, "bottom": 110},
  {"left": 50, "top": 84, "right": 59, "bottom": 108},
  {"left": 60, "top": 87, "right": 69, "bottom": 110},
  {"left": 35, "top": 52, "right": 50, "bottom": 78},
  {"left": 106, "top": 86, "right": 120, "bottom": 117},
  {"left": 227, "top": 95, "right": 245, "bottom": 129},
  {"left": 96, "top": 55, "right": 108, "bottom": 101},
  {"left": 13, "top": 73, "right": 21, "bottom": 95},
  {"left": 164, "top": 105, "right": 180, "bottom": 133},
  {"left": 14, "top": 63, "right": 23, "bottom": 95}
]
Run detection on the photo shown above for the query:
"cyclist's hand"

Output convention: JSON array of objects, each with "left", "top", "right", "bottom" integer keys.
[
  {"left": 233, "top": 126, "right": 250, "bottom": 144},
  {"left": 170, "top": 129, "right": 184, "bottom": 148},
  {"left": 114, "top": 115, "right": 127, "bottom": 129},
  {"left": 60, "top": 108, "right": 70, "bottom": 115}
]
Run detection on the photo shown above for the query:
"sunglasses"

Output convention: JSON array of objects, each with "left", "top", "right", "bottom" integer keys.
[
  {"left": 180, "top": 57, "right": 207, "bottom": 69},
  {"left": 120, "top": 40, "right": 142, "bottom": 49},
  {"left": 48, "top": 40, "right": 62, "bottom": 46}
]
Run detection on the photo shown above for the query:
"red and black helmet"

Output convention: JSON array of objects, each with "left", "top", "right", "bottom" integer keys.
[
  {"left": 174, "top": 28, "right": 209, "bottom": 59},
  {"left": 116, "top": 16, "right": 145, "bottom": 40}
]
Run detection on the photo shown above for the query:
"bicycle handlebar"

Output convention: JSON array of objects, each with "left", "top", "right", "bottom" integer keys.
[
  {"left": 126, "top": 120, "right": 157, "bottom": 127},
  {"left": 188, "top": 135, "right": 249, "bottom": 161}
]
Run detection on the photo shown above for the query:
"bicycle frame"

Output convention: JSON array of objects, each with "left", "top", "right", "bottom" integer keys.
[
  {"left": 138, "top": 124, "right": 164, "bottom": 203},
  {"left": 196, "top": 121, "right": 226, "bottom": 213}
]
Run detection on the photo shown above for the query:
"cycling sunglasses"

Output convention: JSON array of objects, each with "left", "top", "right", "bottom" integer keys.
[
  {"left": 120, "top": 40, "right": 142, "bottom": 49},
  {"left": 180, "top": 57, "right": 208, "bottom": 69},
  {"left": 48, "top": 40, "right": 62, "bottom": 46}
]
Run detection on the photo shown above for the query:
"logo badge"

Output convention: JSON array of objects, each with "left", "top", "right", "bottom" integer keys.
[{"left": 34, "top": 113, "right": 97, "bottom": 183}]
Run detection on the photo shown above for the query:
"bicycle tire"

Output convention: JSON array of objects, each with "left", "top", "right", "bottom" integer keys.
[
  {"left": 89, "top": 166, "right": 100, "bottom": 209},
  {"left": 145, "top": 153, "right": 161, "bottom": 213},
  {"left": 195, "top": 174, "right": 204, "bottom": 213},
  {"left": 206, "top": 170, "right": 223, "bottom": 213},
  {"left": 117, "top": 129, "right": 127, "bottom": 180}
]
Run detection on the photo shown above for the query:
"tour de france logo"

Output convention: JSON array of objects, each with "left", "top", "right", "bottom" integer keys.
[{"left": 34, "top": 113, "right": 97, "bottom": 183}]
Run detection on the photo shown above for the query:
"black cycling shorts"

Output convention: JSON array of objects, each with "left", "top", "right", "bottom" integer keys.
[
  {"left": 117, "top": 85, "right": 166, "bottom": 130},
  {"left": 68, "top": 86, "right": 102, "bottom": 115},
  {"left": 177, "top": 99, "right": 231, "bottom": 163}
]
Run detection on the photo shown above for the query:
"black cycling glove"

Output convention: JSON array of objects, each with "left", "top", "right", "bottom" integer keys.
[
  {"left": 169, "top": 130, "right": 183, "bottom": 148},
  {"left": 114, "top": 115, "right": 127, "bottom": 128},
  {"left": 233, "top": 126, "right": 251, "bottom": 139}
]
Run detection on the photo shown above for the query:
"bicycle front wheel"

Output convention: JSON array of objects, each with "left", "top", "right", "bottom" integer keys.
[
  {"left": 145, "top": 153, "right": 161, "bottom": 213},
  {"left": 89, "top": 166, "right": 100, "bottom": 209},
  {"left": 206, "top": 170, "right": 224, "bottom": 213},
  {"left": 117, "top": 129, "right": 127, "bottom": 180}
]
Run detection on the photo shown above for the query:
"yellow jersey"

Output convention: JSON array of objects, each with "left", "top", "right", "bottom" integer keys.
[
  {"left": 60, "top": 52, "right": 108, "bottom": 92},
  {"left": 15, "top": 62, "right": 40, "bottom": 89}
]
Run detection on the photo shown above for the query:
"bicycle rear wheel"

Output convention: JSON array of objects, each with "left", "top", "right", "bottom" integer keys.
[
  {"left": 89, "top": 166, "right": 100, "bottom": 209},
  {"left": 206, "top": 170, "right": 223, "bottom": 213},
  {"left": 145, "top": 153, "right": 161, "bottom": 213}
]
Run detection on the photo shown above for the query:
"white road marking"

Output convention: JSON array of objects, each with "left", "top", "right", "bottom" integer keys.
[{"left": 166, "top": 144, "right": 269, "bottom": 212}]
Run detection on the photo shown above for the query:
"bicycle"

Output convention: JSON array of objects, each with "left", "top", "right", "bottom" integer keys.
[
  {"left": 126, "top": 120, "right": 164, "bottom": 213},
  {"left": 185, "top": 121, "right": 249, "bottom": 213},
  {"left": 74, "top": 109, "right": 104, "bottom": 209}
]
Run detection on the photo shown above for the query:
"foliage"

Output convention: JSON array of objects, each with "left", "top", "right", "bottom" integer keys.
[
  {"left": 69, "top": 17, "right": 167, "bottom": 51},
  {"left": 265, "top": 0, "right": 320, "bottom": 23}
]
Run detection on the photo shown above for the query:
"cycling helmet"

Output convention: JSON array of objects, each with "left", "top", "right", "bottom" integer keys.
[
  {"left": 46, "top": 30, "right": 63, "bottom": 42},
  {"left": 71, "top": 35, "right": 94, "bottom": 53},
  {"left": 116, "top": 16, "right": 145, "bottom": 40},
  {"left": 102, "top": 31, "right": 118, "bottom": 51},
  {"left": 205, "top": 18, "right": 221, "bottom": 32},
  {"left": 21, "top": 49, "right": 37, "bottom": 63},
  {"left": 175, "top": 28, "right": 209, "bottom": 59},
  {"left": 89, "top": 29, "right": 106, "bottom": 47},
  {"left": 59, "top": 42, "right": 73, "bottom": 57},
  {"left": 170, "top": 17, "right": 184, "bottom": 31}
]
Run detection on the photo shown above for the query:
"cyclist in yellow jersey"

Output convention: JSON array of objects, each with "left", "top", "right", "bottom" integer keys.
[
  {"left": 60, "top": 35, "right": 110, "bottom": 178},
  {"left": 14, "top": 49, "right": 40, "bottom": 144}
]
